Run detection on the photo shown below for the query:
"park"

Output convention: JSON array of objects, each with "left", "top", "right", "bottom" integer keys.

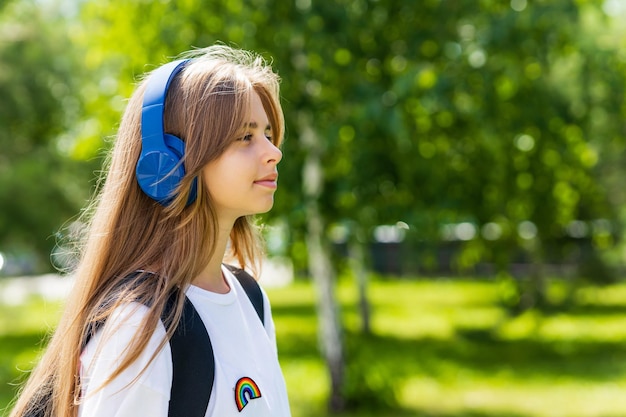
[{"left": 1, "top": 0, "right": 626, "bottom": 416}]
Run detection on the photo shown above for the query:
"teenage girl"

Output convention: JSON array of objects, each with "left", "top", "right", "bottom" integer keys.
[{"left": 9, "top": 45, "right": 291, "bottom": 417}]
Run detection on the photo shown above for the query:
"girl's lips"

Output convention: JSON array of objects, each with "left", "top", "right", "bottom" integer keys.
[
  {"left": 254, "top": 173, "right": 278, "bottom": 188},
  {"left": 254, "top": 179, "right": 278, "bottom": 188}
]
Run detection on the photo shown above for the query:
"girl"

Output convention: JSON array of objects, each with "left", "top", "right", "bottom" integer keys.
[{"left": 10, "top": 45, "right": 291, "bottom": 417}]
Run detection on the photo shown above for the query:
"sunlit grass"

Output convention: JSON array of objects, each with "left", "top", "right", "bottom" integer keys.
[
  {"left": 270, "top": 278, "right": 626, "bottom": 417},
  {"left": 0, "top": 297, "right": 62, "bottom": 413},
  {"left": 3, "top": 277, "right": 626, "bottom": 416},
  {"left": 401, "top": 377, "right": 626, "bottom": 417}
]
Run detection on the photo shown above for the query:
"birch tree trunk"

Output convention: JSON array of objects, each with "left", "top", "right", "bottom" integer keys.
[
  {"left": 348, "top": 232, "right": 371, "bottom": 335},
  {"left": 300, "top": 114, "right": 345, "bottom": 411},
  {"left": 516, "top": 241, "right": 548, "bottom": 313}
]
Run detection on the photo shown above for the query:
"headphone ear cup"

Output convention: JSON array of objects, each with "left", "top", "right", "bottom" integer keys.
[
  {"left": 136, "top": 134, "right": 186, "bottom": 204},
  {"left": 137, "top": 59, "right": 192, "bottom": 206},
  {"left": 163, "top": 134, "right": 185, "bottom": 158},
  {"left": 164, "top": 134, "right": 197, "bottom": 205}
]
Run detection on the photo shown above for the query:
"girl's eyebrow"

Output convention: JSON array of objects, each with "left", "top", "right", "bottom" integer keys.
[{"left": 244, "top": 122, "right": 272, "bottom": 130}]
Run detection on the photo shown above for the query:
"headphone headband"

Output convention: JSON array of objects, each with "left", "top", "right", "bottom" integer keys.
[{"left": 141, "top": 59, "right": 189, "bottom": 151}]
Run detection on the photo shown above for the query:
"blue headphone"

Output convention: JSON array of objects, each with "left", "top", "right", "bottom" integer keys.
[{"left": 136, "top": 59, "right": 198, "bottom": 206}]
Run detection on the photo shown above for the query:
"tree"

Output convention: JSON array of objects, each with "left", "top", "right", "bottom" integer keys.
[
  {"left": 0, "top": 0, "right": 89, "bottom": 271},
  {"left": 289, "top": 0, "right": 625, "bottom": 311}
]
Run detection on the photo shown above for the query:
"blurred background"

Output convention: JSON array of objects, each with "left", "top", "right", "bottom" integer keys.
[{"left": 2, "top": 0, "right": 626, "bottom": 416}]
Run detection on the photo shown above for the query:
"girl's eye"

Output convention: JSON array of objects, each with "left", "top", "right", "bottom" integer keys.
[{"left": 238, "top": 133, "right": 253, "bottom": 142}]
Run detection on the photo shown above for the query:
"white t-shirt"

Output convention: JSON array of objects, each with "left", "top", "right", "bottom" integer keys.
[{"left": 78, "top": 265, "right": 291, "bottom": 417}]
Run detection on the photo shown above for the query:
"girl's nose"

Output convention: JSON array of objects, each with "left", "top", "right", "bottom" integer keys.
[{"left": 266, "top": 141, "right": 282, "bottom": 165}]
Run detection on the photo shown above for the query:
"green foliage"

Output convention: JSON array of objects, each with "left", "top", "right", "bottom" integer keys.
[
  {"left": 0, "top": 0, "right": 92, "bottom": 268},
  {"left": 2, "top": 0, "right": 625, "bottom": 276}
]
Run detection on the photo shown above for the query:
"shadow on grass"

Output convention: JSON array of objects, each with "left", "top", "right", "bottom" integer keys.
[
  {"left": 559, "top": 303, "right": 626, "bottom": 316},
  {"left": 339, "top": 329, "right": 626, "bottom": 385},
  {"left": 270, "top": 303, "right": 317, "bottom": 317},
  {"left": 332, "top": 409, "right": 544, "bottom": 417}
]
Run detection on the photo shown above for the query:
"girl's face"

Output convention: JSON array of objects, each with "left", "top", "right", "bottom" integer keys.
[{"left": 202, "top": 91, "right": 282, "bottom": 225}]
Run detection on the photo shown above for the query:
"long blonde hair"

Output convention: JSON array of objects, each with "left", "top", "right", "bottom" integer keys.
[{"left": 9, "top": 45, "right": 284, "bottom": 417}]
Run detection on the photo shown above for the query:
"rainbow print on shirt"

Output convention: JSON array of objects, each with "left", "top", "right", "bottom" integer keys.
[{"left": 234, "top": 377, "right": 262, "bottom": 412}]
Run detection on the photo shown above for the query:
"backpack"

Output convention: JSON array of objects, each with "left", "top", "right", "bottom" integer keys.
[{"left": 23, "top": 265, "right": 264, "bottom": 417}]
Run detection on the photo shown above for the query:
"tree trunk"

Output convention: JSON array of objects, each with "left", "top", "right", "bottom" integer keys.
[
  {"left": 516, "top": 241, "right": 548, "bottom": 313},
  {"left": 299, "top": 114, "right": 345, "bottom": 412},
  {"left": 348, "top": 235, "right": 371, "bottom": 335},
  {"left": 306, "top": 202, "right": 345, "bottom": 411}
]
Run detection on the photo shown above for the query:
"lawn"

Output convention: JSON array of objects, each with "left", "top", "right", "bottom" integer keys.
[{"left": 2, "top": 276, "right": 626, "bottom": 416}]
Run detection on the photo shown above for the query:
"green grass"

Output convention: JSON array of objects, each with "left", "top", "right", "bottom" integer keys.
[
  {"left": 3, "top": 277, "right": 626, "bottom": 416},
  {"left": 0, "top": 297, "right": 61, "bottom": 415},
  {"left": 270, "top": 279, "right": 626, "bottom": 417}
]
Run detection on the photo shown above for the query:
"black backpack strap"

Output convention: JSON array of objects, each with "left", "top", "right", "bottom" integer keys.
[
  {"left": 166, "top": 293, "right": 214, "bottom": 417},
  {"left": 224, "top": 264, "right": 265, "bottom": 324}
]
